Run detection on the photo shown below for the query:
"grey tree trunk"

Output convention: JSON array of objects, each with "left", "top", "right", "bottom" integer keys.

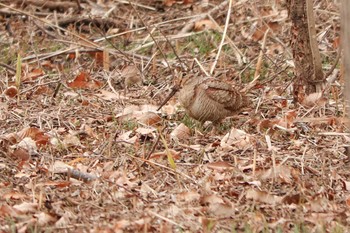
[
  {"left": 286, "top": 0, "right": 324, "bottom": 102},
  {"left": 341, "top": 0, "right": 350, "bottom": 157}
]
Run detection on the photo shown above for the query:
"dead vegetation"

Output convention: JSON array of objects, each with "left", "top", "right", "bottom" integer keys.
[{"left": 0, "top": 0, "right": 348, "bottom": 232}]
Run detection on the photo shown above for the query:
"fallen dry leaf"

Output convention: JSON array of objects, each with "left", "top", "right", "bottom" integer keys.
[
  {"left": 206, "top": 161, "right": 234, "bottom": 171},
  {"left": 40, "top": 181, "right": 72, "bottom": 188},
  {"left": 55, "top": 212, "right": 72, "bottom": 228},
  {"left": 206, "top": 203, "right": 235, "bottom": 217},
  {"left": 246, "top": 188, "right": 282, "bottom": 205},
  {"left": 96, "top": 90, "right": 128, "bottom": 101},
  {"left": 200, "top": 194, "right": 225, "bottom": 205},
  {"left": 62, "top": 134, "right": 81, "bottom": 148},
  {"left": 35, "top": 212, "right": 56, "bottom": 226},
  {"left": 3, "top": 86, "right": 18, "bottom": 98},
  {"left": 112, "top": 219, "right": 131, "bottom": 232},
  {"left": 302, "top": 92, "right": 327, "bottom": 107},
  {"left": 150, "top": 149, "right": 181, "bottom": 160},
  {"left": 67, "top": 72, "right": 103, "bottom": 89},
  {"left": 117, "top": 105, "right": 162, "bottom": 126},
  {"left": 305, "top": 213, "right": 336, "bottom": 226},
  {"left": 221, "top": 128, "right": 252, "bottom": 150},
  {"left": 16, "top": 127, "right": 50, "bottom": 147},
  {"left": 116, "top": 131, "right": 137, "bottom": 145},
  {"left": 163, "top": 0, "right": 176, "bottom": 7},
  {"left": 32, "top": 86, "right": 54, "bottom": 96},
  {"left": 170, "top": 123, "right": 191, "bottom": 143},
  {"left": 51, "top": 161, "right": 74, "bottom": 174},
  {"left": 3, "top": 191, "right": 28, "bottom": 200},
  {"left": 343, "top": 180, "right": 350, "bottom": 191},
  {"left": 11, "top": 148, "right": 30, "bottom": 161},
  {"left": 176, "top": 191, "right": 200, "bottom": 203},
  {"left": 307, "top": 195, "right": 329, "bottom": 212},
  {"left": 346, "top": 197, "right": 350, "bottom": 208},
  {"left": 256, "top": 165, "right": 295, "bottom": 184},
  {"left": 257, "top": 110, "right": 297, "bottom": 134},
  {"left": 0, "top": 204, "right": 22, "bottom": 218},
  {"left": 13, "top": 202, "right": 38, "bottom": 213},
  {"left": 24, "top": 68, "right": 44, "bottom": 81},
  {"left": 136, "top": 127, "right": 157, "bottom": 135},
  {"left": 17, "top": 137, "right": 37, "bottom": 154},
  {"left": 194, "top": 19, "right": 216, "bottom": 31}
]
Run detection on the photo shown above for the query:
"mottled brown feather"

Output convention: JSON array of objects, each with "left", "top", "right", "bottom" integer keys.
[{"left": 178, "top": 76, "right": 248, "bottom": 124}]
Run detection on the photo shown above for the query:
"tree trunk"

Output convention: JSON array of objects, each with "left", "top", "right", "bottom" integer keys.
[
  {"left": 286, "top": 0, "right": 324, "bottom": 102},
  {"left": 341, "top": 0, "right": 350, "bottom": 158}
]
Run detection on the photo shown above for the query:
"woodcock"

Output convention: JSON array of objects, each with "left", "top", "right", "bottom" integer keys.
[{"left": 178, "top": 76, "right": 249, "bottom": 125}]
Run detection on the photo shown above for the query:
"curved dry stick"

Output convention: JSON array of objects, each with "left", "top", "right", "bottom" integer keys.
[
  {"left": 210, "top": 0, "right": 233, "bottom": 75},
  {"left": 254, "top": 28, "right": 270, "bottom": 79},
  {"left": 178, "top": 1, "right": 229, "bottom": 34},
  {"left": 0, "top": 62, "right": 16, "bottom": 73},
  {"left": 156, "top": 85, "right": 180, "bottom": 111}
]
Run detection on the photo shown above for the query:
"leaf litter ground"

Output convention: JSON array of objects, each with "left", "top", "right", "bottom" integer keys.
[{"left": 0, "top": 0, "right": 349, "bottom": 232}]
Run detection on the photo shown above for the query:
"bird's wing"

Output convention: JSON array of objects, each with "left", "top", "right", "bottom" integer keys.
[{"left": 202, "top": 79, "right": 243, "bottom": 111}]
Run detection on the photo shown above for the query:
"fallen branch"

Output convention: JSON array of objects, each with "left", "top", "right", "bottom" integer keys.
[
  {"left": 18, "top": 0, "right": 79, "bottom": 12},
  {"left": 48, "top": 17, "right": 120, "bottom": 31}
]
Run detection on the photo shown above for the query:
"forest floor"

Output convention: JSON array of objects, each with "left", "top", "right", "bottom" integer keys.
[{"left": 0, "top": 0, "right": 348, "bottom": 232}]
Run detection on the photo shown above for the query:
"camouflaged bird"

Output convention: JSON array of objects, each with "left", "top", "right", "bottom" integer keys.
[{"left": 178, "top": 76, "right": 249, "bottom": 124}]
